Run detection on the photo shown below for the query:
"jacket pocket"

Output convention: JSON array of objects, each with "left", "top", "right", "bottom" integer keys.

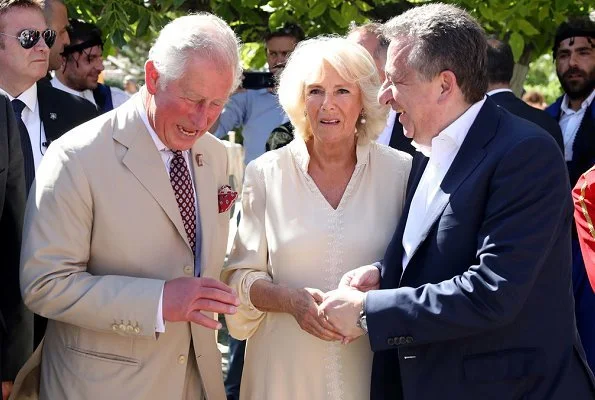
[
  {"left": 463, "top": 348, "right": 545, "bottom": 382},
  {"left": 66, "top": 345, "right": 140, "bottom": 366}
]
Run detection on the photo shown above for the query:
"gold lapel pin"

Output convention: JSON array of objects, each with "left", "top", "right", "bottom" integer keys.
[{"left": 195, "top": 154, "right": 203, "bottom": 167}]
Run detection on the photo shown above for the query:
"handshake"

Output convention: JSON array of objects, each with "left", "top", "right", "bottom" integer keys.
[{"left": 289, "top": 264, "right": 380, "bottom": 344}]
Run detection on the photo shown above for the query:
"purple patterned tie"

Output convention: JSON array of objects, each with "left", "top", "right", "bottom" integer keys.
[{"left": 169, "top": 150, "right": 196, "bottom": 255}]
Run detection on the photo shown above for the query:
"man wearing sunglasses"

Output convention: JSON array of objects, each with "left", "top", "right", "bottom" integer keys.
[
  {"left": 0, "top": 0, "right": 99, "bottom": 355},
  {"left": 52, "top": 19, "right": 129, "bottom": 114}
]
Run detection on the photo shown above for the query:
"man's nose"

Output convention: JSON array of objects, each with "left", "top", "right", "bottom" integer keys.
[{"left": 378, "top": 83, "right": 392, "bottom": 106}]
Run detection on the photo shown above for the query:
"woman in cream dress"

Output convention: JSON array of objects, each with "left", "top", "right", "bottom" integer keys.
[{"left": 222, "top": 36, "right": 411, "bottom": 400}]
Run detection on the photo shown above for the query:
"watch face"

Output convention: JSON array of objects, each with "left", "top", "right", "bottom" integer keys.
[{"left": 359, "top": 314, "right": 368, "bottom": 333}]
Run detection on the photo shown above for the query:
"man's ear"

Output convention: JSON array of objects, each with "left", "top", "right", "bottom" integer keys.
[
  {"left": 437, "top": 70, "right": 457, "bottom": 102},
  {"left": 145, "top": 60, "right": 160, "bottom": 95}
]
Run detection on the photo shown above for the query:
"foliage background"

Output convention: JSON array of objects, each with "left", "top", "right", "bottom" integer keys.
[{"left": 68, "top": 0, "right": 593, "bottom": 102}]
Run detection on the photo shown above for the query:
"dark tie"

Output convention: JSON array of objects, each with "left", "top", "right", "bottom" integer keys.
[
  {"left": 169, "top": 150, "right": 196, "bottom": 256},
  {"left": 11, "top": 99, "right": 35, "bottom": 194}
]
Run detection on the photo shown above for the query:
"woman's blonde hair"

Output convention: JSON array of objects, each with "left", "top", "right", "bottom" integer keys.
[{"left": 277, "top": 36, "right": 388, "bottom": 143}]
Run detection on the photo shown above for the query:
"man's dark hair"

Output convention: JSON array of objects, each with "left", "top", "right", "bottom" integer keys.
[
  {"left": 264, "top": 23, "right": 304, "bottom": 43},
  {"left": 382, "top": 3, "right": 488, "bottom": 104},
  {"left": 553, "top": 16, "right": 595, "bottom": 58},
  {"left": 42, "top": 0, "right": 65, "bottom": 23},
  {"left": 486, "top": 37, "right": 514, "bottom": 85},
  {"left": 62, "top": 18, "right": 102, "bottom": 58},
  {"left": 348, "top": 22, "right": 389, "bottom": 61}
]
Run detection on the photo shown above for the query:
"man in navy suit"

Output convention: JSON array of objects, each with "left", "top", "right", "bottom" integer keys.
[{"left": 321, "top": 4, "right": 595, "bottom": 399}]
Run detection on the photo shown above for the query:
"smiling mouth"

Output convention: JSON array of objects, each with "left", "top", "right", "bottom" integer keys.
[
  {"left": 320, "top": 119, "right": 340, "bottom": 125},
  {"left": 177, "top": 125, "right": 198, "bottom": 136}
]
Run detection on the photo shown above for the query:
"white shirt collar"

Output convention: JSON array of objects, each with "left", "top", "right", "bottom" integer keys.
[
  {"left": 416, "top": 96, "right": 487, "bottom": 158},
  {"left": 486, "top": 88, "right": 513, "bottom": 96},
  {"left": 133, "top": 91, "right": 170, "bottom": 152},
  {"left": 7, "top": 83, "right": 38, "bottom": 112},
  {"left": 561, "top": 89, "right": 595, "bottom": 115},
  {"left": 51, "top": 76, "right": 96, "bottom": 105}
]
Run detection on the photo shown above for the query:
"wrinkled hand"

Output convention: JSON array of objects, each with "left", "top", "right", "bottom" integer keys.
[
  {"left": 288, "top": 288, "right": 344, "bottom": 342},
  {"left": 2, "top": 381, "right": 13, "bottom": 400},
  {"left": 339, "top": 265, "right": 380, "bottom": 292},
  {"left": 163, "top": 277, "right": 239, "bottom": 330},
  {"left": 320, "top": 288, "right": 366, "bottom": 343}
]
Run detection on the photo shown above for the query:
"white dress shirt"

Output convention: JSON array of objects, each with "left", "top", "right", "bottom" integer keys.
[
  {"left": 486, "top": 88, "right": 513, "bottom": 97},
  {"left": 559, "top": 89, "right": 595, "bottom": 161},
  {"left": 133, "top": 94, "right": 199, "bottom": 333},
  {"left": 6, "top": 83, "right": 48, "bottom": 171},
  {"left": 51, "top": 76, "right": 130, "bottom": 109},
  {"left": 377, "top": 109, "right": 397, "bottom": 146},
  {"left": 402, "top": 97, "right": 486, "bottom": 269}
]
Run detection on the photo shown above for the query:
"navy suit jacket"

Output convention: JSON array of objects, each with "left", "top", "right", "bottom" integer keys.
[{"left": 366, "top": 99, "right": 595, "bottom": 400}]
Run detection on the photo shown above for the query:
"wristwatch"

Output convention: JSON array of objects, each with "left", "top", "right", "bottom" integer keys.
[{"left": 356, "top": 294, "right": 368, "bottom": 334}]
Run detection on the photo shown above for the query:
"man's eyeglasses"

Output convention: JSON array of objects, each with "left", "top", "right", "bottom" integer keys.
[{"left": 0, "top": 29, "right": 56, "bottom": 49}]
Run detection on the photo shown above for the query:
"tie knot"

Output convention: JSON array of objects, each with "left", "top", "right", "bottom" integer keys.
[
  {"left": 11, "top": 99, "right": 26, "bottom": 118},
  {"left": 172, "top": 150, "right": 184, "bottom": 158}
]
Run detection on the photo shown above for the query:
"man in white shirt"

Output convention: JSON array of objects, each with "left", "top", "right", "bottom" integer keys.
[
  {"left": 52, "top": 19, "right": 129, "bottom": 113},
  {"left": 347, "top": 22, "right": 415, "bottom": 156},
  {"left": 13, "top": 13, "right": 241, "bottom": 400},
  {"left": 545, "top": 16, "right": 595, "bottom": 374},
  {"left": 0, "top": 0, "right": 97, "bottom": 194},
  {"left": 320, "top": 4, "right": 594, "bottom": 399}
]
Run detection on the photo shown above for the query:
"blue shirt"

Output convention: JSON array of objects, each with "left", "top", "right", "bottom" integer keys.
[{"left": 215, "top": 88, "right": 287, "bottom": 164}]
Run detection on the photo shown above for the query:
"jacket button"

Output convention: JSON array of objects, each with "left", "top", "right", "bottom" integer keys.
[
  {"left": 134, "top": 327, "right": 141, "bottom": 334},
  {"left": 178, "top": 355, "right": 186, "bottom": 364},
  {"left": 398, "top": 337, "right": 406, "bottom": 345},
  {"left": 387, "top": 338, "right": 394, "bottom": 346},
  {"left": 111, "top": 324, "right": 118, "bottom": 331},
  {"left": 406, "top": 336, "right": 414, "bottom": 344},
  {"left": 119, "top": 323, "right": 126, "bottom": 331},
  {"left": 126, "top": 325, "right": 134, "bottom": 333},
  {"left": 184, "top": 265, "right": 193, "bottom": 275}
]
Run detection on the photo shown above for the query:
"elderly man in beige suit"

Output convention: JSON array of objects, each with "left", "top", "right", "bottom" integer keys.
[{"left": 13, "top": 13, "right": 242, "bottom": 400}]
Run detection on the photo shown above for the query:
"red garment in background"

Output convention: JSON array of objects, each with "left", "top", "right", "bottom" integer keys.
[{"left": 573, "top": 165, "right": 595, "bottom": 292}]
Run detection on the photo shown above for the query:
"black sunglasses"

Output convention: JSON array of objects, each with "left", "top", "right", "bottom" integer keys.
[{"left": 0, "top": 28, "right": 56, "bottom": 49}]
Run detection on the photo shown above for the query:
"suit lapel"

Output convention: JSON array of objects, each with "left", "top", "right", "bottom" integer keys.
[
  {"left": 114, "top": 101, "right": 191, "bottom": 251},
  {"left": 401, "top": 99, "right": 500, "bottom": 278},
  {"left": 191, "top": 141, "right": 218, "bottom": 278},
  {"left": 37, "top": 81, "right": 60, "bottom": 143}
]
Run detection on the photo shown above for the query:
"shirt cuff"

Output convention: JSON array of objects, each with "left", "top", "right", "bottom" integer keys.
[{"left": 155, "top": 284, "right": 165, "bottom": 333}]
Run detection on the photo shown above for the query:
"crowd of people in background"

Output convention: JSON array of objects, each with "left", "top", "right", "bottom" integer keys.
[{"left": 1, "top": 0, "right": 594, "bottom": 399}]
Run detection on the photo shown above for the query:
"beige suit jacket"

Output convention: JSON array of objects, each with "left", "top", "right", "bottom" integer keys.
[{"left": 11, "top": 97, "right": 230, "bottom": 400}]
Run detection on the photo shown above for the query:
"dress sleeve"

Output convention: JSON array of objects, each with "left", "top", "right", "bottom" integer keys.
[
  {"left": 221, "top": 160, "right": 271, "bottom": 340},
  {"left": 573, "top": 167, "right": 595, "bottom": 292}
]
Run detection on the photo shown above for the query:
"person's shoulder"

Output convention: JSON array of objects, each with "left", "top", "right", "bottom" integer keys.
[{"left": 38, "top": 81, "right": 97, "bottom": 114}]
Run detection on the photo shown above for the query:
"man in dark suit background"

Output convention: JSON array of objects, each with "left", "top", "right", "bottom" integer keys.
[
  {"left": 0, "top": 0, "right": 98, "bottom": 348},
  {"left": 0, "top": 89, "right": 29, "bottom": 400},
  {"left": 486, "top": 37, "right": 564, "bottom": 151},
  {"left": 321, "top": 4, "right": 595, "bottom": 399}
]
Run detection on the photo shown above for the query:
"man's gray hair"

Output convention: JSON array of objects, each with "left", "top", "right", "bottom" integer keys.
[
  {"left": 348, "top": 22, "right": 389, "bottom": 62},
  {"left": 149, "top": 13, "right": 242, "bottom": 92},
  {"left": 382, "top": 3, "right": 487, "bottom": 103}
]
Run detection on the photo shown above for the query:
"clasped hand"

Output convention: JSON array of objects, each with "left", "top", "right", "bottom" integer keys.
[{"left": 290, "top": 264, "right": 379, "bottom": 344}]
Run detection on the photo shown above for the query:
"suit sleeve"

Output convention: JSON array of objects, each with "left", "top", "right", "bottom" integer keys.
[
  {"left": 20, "top": 143, "right": 164, "bottom": 339},
  {"left": 366, "top": 135, "right": 571, "bottom": 351},
  {"left": 221, "top": 161, "right": 271, "bottom": 340},
  {"left": 573, "top": 168, "right": 595, "bottom": 292},
  {"left": 0, "top": 94, "right": 32, "bottom": 380}
]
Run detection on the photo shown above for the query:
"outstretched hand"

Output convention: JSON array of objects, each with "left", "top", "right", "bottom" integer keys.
[{"left": 339, "top": 264, "right": 380, "bottom": 292}]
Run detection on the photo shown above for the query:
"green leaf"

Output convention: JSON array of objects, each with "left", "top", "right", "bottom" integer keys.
[
  {"left": 517, "top": 19, "right": 540, "bottom": 36},
  {"left": 509, "top": 31, "right": 525, "bottom": 62},
  {"left": 309, "top": 2, "right": 327, "bottom": 19},
  {"left": 173, "top": 0, "right": 185, "bottom": 7},
  {"left": 478, "top": 3, "right": 494, "bottom": 20},
  {"left": 268, "top": 10, "right": 284, "bottom": 30},
  {"left": 330, "top": 9, "right": 346, "bottom": 28},
  {"left": 538, "top": 6, "right": 549, "bottom": 21},
  {"left": 136, "top": 13, "right": 150, "bottom": 37},
  {"left": 355, "top": 0, "right": 372, "bottom": 12},
  {"left": 341, "top": 2, "right": 359, "bottom": 24}
]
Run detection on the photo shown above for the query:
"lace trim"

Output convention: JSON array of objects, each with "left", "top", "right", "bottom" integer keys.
[{"left": 243, "top": 272, "right": 273, "bottom": 311}]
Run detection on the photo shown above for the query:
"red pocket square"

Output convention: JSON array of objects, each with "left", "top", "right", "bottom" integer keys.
[{"left": 218, "top": 185, "right": 238, "bottom": 213}]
